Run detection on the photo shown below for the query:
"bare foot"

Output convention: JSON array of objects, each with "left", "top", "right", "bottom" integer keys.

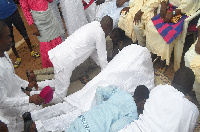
[{"left": 30, "top": 122, "right": 37, "bottom": 132}]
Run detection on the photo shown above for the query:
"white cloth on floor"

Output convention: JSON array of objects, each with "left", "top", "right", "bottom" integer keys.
[
  {"left": 32, "top": 21, "right": 108, "bottom": 104},
  {"left": 0, "top": 52, "right": 42, "bottom": 132},
  {"left": 119, "top": 85, "right": 199, "bottom": 132},
  {"left": 95, "top": 0, "right": 129, "bottom": 28},
  {"left": 60, "top": 0, "right": 88, "bottom": 35},
  {"left": 31, "top": 44, "right": 155, "bottom": 131}
]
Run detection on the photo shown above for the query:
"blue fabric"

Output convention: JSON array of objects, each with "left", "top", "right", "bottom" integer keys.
[
  {"left": 66, "top": 86, "right": 138, "bottom": 132},
  {"left": 0, "top": 0, "right": 17, "bottom": 19}
]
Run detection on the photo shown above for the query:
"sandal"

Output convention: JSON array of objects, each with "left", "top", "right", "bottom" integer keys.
[
  {"left": 31, "top": 51, "right": 40, "bottom": 58},
  {"left": 14, "top": 58, "right": 21, "bottom": 68}
]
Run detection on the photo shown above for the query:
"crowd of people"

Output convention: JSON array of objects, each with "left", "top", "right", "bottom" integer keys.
[{"left": 0, "top": 0, "right": 200, "bottom": 132}]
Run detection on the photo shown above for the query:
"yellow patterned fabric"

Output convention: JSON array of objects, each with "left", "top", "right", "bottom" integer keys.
[
  {"left": 118, "top": 0, "right": 159, "bottom": 43},
  {"left": 146, "top": 0, "right": 200, "bottom": 71}
]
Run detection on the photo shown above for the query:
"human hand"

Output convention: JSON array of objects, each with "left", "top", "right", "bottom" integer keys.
[
  {"left": 28, "top": 73, "right": 36, "bottom": 83},
  {"left": 195, "top": 39, "right": 200, "bottom": 54},
  {"left": 0, "top": 122, "right": 8, "bottom": 132},
  {"left": 82, "top": 0, "right": 87, "bottom": 6},
  {"left": 116, "top": 0, "right": 127, "bottom": 7},
  {"left": 27, "top": 81, "right": 38, "bottom": 91},
  {"left": 134, "top": 10, "right": 144, "bottom": 24},
  {"left": 29, "top": 94, "right": 44, "bottom": 105},
  {"left": 163, "top": 11, "right": 173, "bottom": 23},
  {"left": 160, "top": 1, "right": 167, "bottom": 19},
  {"left": 120, "top": 7, "right": 130, "bottom": 15},
  {"left": 30, "top": 24, "right": 40, "bottom": 36},
  {"left": 96, "top": 0, "right": 105, "bottom": 5}
]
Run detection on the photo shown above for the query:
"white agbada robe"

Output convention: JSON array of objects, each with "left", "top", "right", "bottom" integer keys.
[
  {"left": 84, "top": 0, "right": 96, "bottom": 23},
  {"left": 119, "top": 85, "right": 199, "bottom": 132},
  {"left": 0, "top": 52, "right": 42, "bottom": 132},
  {"left": 95, "top": 0, "right": 129, "bottom": 28},
  {"left": 30, "top": 45, "right": 155, "bottom": 131},
  {"left": 59, "top": 0, "right": 88, "bottom": 35},
  {"left": 31, "top": 21, "right": 108, "bottom": 104}
]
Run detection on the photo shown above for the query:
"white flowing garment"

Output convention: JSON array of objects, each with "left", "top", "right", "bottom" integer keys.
[
  {"left": 95, "top": 0, "right": 129, "bottom": 28},
  {"left": 0, "top": 52, "right": 42, "bottom": 132},
  {"left": 31, "top": 21, "right": 108, "bottom": 104},
  {"left": 60, "top": 0, "right": 88, "bottom": 35},
  {"left": 119, "top": 85, "right": 199, "bottom": 132},
  {"left": 31, "top": 44, "right": 155, "bottom": 131}
]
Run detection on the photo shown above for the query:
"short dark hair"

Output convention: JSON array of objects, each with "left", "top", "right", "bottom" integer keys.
[
  {"left": 0, "top": 21, "right": 8, "bottom": 39},
  {"left": 110, "top": 28, "right": 125, "bottom": 41},
  {"left": 171, "top": 66, "right": 195, "bottom": 95},
  {"left": 134, "top": 85, "right": 150, "bottom": 103}
]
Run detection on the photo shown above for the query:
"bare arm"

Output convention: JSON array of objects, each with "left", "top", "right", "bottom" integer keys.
[{"left": 116, "top": 0, "right": 128, "bottom": 7}]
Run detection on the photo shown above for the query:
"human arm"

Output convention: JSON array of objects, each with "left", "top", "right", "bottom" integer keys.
[
  {"left": 93, "top": 31, "right": 108, "bottom": 69},
  {"left": 120, "top": 7, "right": 130, "bottom": 15},
  {"left": 96, "top": 86, "right": 117, "bottom": 105},
  {"left": 195, "top": 21, "right": 200, "bottom": 54},
  {"left": 160, "top": 1, "right": 167, "bottom": 19},
  {"left": 0, "top": 122, "right": 8, "bottom": 132},
  {"left": 19, "top": 0, "right": 34, "bottom": 26},
  {"left": 19, "top": 0, "right": 40, "bottom": 36},
  {"left": 134, "top": 10, "right": 144, "bottom": 24},
  {"left": 116, "top": 0, "right": 128, "bottom": 7}
]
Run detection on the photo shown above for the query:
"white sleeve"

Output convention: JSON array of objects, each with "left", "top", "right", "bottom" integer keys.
[
  {"left": 14, "top": 74, "right": 29, "bottom": 88},
  {"left": 0, "top": 80, "right": 29, "bottom": 109},
  {"left": 93, "top": 31, "right": 108, "bottom": 69},
  {"left": 37, "top": 79, "right": 55, "bottom": 90}
]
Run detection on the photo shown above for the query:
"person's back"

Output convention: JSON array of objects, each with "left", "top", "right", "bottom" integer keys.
[
  {"left": 48, "top": 21, "right": 106, "bottom": 70},
  {"left": 67, "top": 85, "right": 150, "bottom": 132},
  {"left": 119, "top": 66, "right": 199, "bottom": 132},
  {"left": 81, "top": 87, "right": 137, "bottom": 132}
]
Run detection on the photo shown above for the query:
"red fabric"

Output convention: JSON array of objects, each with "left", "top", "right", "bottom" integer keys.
[
  {"left": 40, "top": 36, "right": 62, "bottom": 68},
  {"left": 83, "top": 0, "right": 94, "bottom": 10}
]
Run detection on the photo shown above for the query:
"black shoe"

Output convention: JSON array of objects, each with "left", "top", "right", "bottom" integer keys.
[
  {"left": 23, "top": 112, "right": 33, "bottom": 132},
  {"left": 24, "top": 120, "right": 33, "bottom": 132},
  {"left": 22, "top": 112, "right": 32, "bottom": 121}
]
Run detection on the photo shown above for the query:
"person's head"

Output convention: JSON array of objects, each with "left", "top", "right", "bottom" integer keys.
[
  {"left": 133, "top": 85, "right": 150, "bottom": 114},
  {"left": 100, "top": 15, "right": 113, "bottom": 37},
  {"left": 171, "top": 66, "right": 195, "bottom": 95},
  {"left": 109, "top": 28, "right": 125, "bottom": 45},
  {"left": 0, "top": 21, "right": 11, "bottom": 57}
]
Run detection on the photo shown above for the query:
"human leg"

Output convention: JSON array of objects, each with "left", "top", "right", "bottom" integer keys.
[
  {"left": 40, "top": 37, "right": 62, "bottom": 68},
  {"left": 133, "top": 23, "right": 146, "bottom": 47}
]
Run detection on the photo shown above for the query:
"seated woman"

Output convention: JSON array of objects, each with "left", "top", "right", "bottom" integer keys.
[
  {"left": 185, "top": 18, "right": 200, "bottom": 104},
  {"left": 66, "top": 85, "right": 149, "bottom": 132}
]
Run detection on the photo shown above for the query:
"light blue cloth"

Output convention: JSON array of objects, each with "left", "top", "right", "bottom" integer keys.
[{"left": 66, "top": 86, "right": 138, "bottom": 132}]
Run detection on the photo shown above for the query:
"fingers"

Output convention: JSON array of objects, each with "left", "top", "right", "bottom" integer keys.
[{"left": 36, "top": 95, "right": 44, "bottom": 105}]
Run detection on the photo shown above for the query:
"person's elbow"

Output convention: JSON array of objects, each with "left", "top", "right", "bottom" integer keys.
[{"left": 116, "top": 2, "right": 123, "bottom": 7}]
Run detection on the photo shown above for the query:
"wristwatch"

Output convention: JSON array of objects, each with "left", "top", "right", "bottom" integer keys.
[{"left": 172, "top": 10, "right": 176, "bottom": 16}]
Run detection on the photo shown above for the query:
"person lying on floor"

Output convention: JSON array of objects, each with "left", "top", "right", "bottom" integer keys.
[
  {"left": 0, "top": 21, "right": 44, "bottom": 132},
  {"left": 66, "top": 85, "right": 149, "bottom": 132},
  {"left": 28, "top": 15, "right": 113, "bottom": 104},
  {"left": 22, "top": 44, "right": 155, "bottom": 132},
  {"left": 119, "top": 66, "right": 199, "bottom": 132}
]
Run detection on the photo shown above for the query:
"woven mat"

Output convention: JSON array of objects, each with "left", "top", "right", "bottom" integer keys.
[{"left": 154, "top": 70, "right": 200, "bottom": 132}]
